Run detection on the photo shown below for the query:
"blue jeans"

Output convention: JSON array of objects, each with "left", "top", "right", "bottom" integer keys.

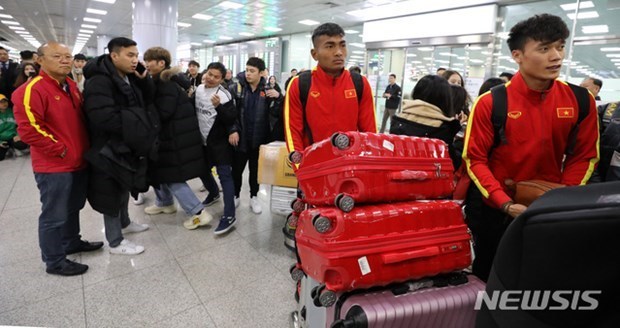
[
  {"left": 154, "top": 182, "right": 204, "bottom": 215},
  {"left": 34, "top": 169, "right": 87, "bottom": 269},
  {"left": 103, "top": 192, "right": 130, "bottom": 247},
  {"left": 201, "top": 165, "right": 235, "bottom": 217}
]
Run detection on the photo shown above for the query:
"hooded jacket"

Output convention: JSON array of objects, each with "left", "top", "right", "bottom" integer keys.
[
  {"left": 82, "top": 54, "right": 159, "bottom": 216},
  {"left": 390, "top": 99, "right": 462, "bottom": 168},
  {"left": 149, "top": 66, "right": 206, "bottom": 184}
]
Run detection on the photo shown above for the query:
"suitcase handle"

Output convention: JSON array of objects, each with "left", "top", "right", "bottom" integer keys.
[
  {"left": 382, "top": 246, "right": 440, "bottom": 264},
  {"left": 389, "top": 170, "right": 429, "bottom": 181}
]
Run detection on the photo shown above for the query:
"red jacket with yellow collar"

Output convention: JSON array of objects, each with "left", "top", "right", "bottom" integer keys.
[
  {"left": 12, "top": 70, "right": 89, "bottom": 173},
  {"left": 462, "top": 71, "right": 599, "bottom": 208},
  {"left": 284, "top": 66, "right": 377, "bottom": 154}
]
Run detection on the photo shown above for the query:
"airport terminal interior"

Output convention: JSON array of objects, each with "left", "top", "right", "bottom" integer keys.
[{"left": 0, "top": 0, "right": 619, "bottom": 327}]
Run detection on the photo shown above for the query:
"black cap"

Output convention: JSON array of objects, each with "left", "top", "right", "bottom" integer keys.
[{"left": 73, "top": 53, "right": 87, "bottom": 61}]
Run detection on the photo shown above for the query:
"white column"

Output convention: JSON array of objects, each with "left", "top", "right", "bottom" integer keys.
[
  {"left": 132, "top": 0, "right": 178, "bottom": 62},
  {"left": 96, "top": 35, "right": 111, "bottom": 55}
]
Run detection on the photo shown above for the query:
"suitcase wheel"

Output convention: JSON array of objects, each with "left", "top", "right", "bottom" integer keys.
[
  {"left": 331, "top": 133, "right": 351, "bottom": 150},
  {"left": 289, "top": 151, "right": 303, "bottom": 164},
  {"left": 290, "top": 198, "right": 306, "bottom": 213},
  {"left": 286, "top": 213, "right": 299, "bottom": 229},
  {"left": 312, "top": 215, "right": 332, "bottom": 233},
  {"left": 335, "top": 193, "right": 355, "bottom": 212},
  {"left": 290, "top": 266, "right": 305, "bottom": 282},
  {"left": 319, "top": 288, "right": 337, "bottom": 307},
  {"left": 311, "top": 285, "right": 320, "bottom": 299},
  {"left": 290, "top": 310, "right": 300, "bottom": 328}
]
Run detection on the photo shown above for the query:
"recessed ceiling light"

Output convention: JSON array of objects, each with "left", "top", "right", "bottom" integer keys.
[
  {"left": 560, "top": 1, "right": 594, "bottom": 11},
  {"left": 239, "top": 32, "right": 254, "bottom": 36},
  {"left": 177, "top": 22, "right": 191, "bottom": 28},
  {"left": 79, "top": 29, "right": 94, "bottom": 34},
  {"left": 86, "top": 8, "right": 107, "bottom": 15},
  {"left": 218, "top": 1, "right": 244, "bottom": 9},
  {"left": 0, "top": 14, "right": 13, "bottom": 19},
  {"left": 81, "top": 24, "right": 97, "bottom": 29},
  {"left": 582, "top": 24, "right": 608, "bottom": 34},
  {"left": 345, "top": 29, "right": 359, "bottom": 34},
  {"left": 567, "top": 11, "right": 599, "bottom": 20},
  {"left": 219, "top": 36, "right": 233, "bottom": 40},
  {"left": 203, "top": 39, "right": 216, "bottom": 43},
  {"left": 1, "top": 20, "right": 20, "bottom": 26},
  {"left": 0, "top": 6, "right": 3, "bottom": 9},
  {"left": 83, "top": 17, "right": 102, "bottom": 23},
  {"left": 601, "top": 47, "right": 620, "bottom": 52},
  {"left": 264, "top": 27, "right": 282, "bottom": 32},
  {"left": 8, "top": 26, "right": 25, "bottom": 30},
  {"left": 299, "top": 19, "right": 319, "bottom": 26},
  {"left": 93, "top": 0, "right": 116, "bottom": 3},
  {"left": 192, "top": 13, "right": 213, "bottom": 21}
]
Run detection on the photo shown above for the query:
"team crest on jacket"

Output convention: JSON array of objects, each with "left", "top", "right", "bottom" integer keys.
[
  {"left": 54, "top": 95, "right": 61, "bottom": 101},
  {"left": 344, "top": 89, "right": 356, "bottom": 98},
  {"left": 508, "top": 111, "right": 522, "bottom": 119},
  {"left": 310, "top": 91, "right": 320, "bottom": 98},
  {"left": 557, "top": 107, "right": 574, "bottom": 118}
]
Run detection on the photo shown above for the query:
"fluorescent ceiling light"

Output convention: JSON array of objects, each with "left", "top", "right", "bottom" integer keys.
[
  {"left": 345, "top": 30, "right": 359, "bottom": 34},
  {"left": 177, "top": 22, "right": 191, "bottom": 28},
  {"left": 83, "top": 17, "right": 102, "bottom": 23},
  {"left": 0, "top": 14, "right": 13, "bottom": 19},
  {"left": 610, "top": 59, "right": 620, "bottom": 62},
  {"left": 435, "top": 59, "right": 450, "bottom": 63},
  {"left": 606, "top": 54, "right": 620, "bottom": 58},
  {"left": 203, "top": 39, "right": 216, "bottom": 43},
  {"left": 264, "top": 27, "right": 282, "bottom": 32},
  {"left": 299, "top": 19, "right": 319, "bottom": 26},
  {"left": 8, "top": 26, "right": 25, "bottom": 30},
  {"left": 86, "top": 8, "right": 107, "bottom": 15},
  {"left": 349, "top": 0, "right": 494, "bottom": 21},
  {"left": 219, "top": 36, "right": 233, "bottom": 40},
  {"left": 406, "top": 53, "right": 417, "bottom": 57},
  {"left": 81, "top": 24, "right": 97, "bottom": 29},
  {"left": 0, "top": 6, "right": 3, "bottom": 9},
  {"left": 567, "top": 11, "right": 599, "bottom": 19},
  {"left": 1, "top": 20, "right": 20, "bottom": 26},
  {"left": 15, "top": 31, "right": 29, "bottom": 34},
  {"left": 468, "top": 45, "right": 482, "bottom": 50},
  {"left": 349, "top": 42, "right": 365, "bottom": 48},
  {"left": 218, "top": 1, "right": 244, "bottom": 9},
  {"left": 239, "top": 32, "right": 254, "bottom": 36},
  {"left": 190, "top": 42, "right": 201, "bottom": 46},
  {"left": 470, "top": 59, "right": 484, "bottom": 63},
  {"left": 79, "top": 29, "right": 94, "bottom": 34},
  {"left": 560, "top": 1, "right": 594, "bottom": 11},
  {"left": 439, "top": 52, "right": 457, "bottom": 57},
  {"left": 78, "top": 34, "right": 91, "bottom": 37},
  {"left": 582, "top": 24, "right": 608, "bottom": 34},
  {"left": 192, "top": 13, "right": 213, "bottom": 21},
  {"left": 423, "top": 57, "right": 433, "bottom": 60},
  {"left": 352, "top": 50, "right": 365, "bottom": 54},
  {"left": 93, "top": 0, "right": 116, "bottom": 3},
  {"left": 601, "top": 47, "right": 620, "bottom": 52},
  {"left": 417, "top": 47, "right": 434, "bottom": 51}
]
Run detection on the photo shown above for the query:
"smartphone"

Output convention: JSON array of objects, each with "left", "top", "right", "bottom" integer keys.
[{"left": 135, "top": 62, "right": 146, "bottom": 74}]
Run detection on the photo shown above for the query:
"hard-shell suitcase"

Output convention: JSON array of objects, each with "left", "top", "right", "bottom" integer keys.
[
  {"left": 294, "top": 132, "right": 454, "bottom": 212},
  {"left": 332, "top": 273, "right": 485, "bottom": 328},
  {"left": 294, "top": 200, "right": 472, "bottom": 307},
  {"left": 271, "top": 185, "right": 298, "bottom": 216}
]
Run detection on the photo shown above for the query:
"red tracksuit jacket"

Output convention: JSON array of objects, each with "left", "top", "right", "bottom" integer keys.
[
  {"left": 463, "top": 71, "right": 599, "bottom": 208},
  {"left": 12, "top": 70, "right": 89, "bottom": 173},
  {"left": 284, "top": 66, "right": 377, "bottom": 155}
]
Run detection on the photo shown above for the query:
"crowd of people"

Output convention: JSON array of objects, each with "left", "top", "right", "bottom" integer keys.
[{"left": 1, "top": 14, "right": 615, "bottom": 281}]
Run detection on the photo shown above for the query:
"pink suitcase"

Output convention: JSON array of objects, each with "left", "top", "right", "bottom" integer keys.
[
  {"left": 294, "top": 132, "right": 454, "bottom": 212},
  {"left": 293, "top": 200, "right": 472, "bottom": 307}
]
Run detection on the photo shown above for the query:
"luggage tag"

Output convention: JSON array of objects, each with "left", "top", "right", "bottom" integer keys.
[{"left": 358, "top": 256, "right": 371, "bottom": 275}]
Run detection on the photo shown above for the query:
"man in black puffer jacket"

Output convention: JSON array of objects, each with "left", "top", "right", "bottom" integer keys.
[
  {"left": 142, "top": 47, "right": 213, "bottom": 231},
  {"left": 82, "top": 37, "right": 157, "bottom": 255}
]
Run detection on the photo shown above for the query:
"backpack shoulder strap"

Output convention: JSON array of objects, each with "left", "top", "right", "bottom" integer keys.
[
  {"left": 490, "top": 84, "right": 508, "bottom": 149},
  {"left": 565, "top": 83, "right": 592, "bottom": 155},
  {"left": 350, "top": 72, "right": 364, "bottom": 105},
  {"left": 297, "top": 71, "right": 313, "bottom": 144}
]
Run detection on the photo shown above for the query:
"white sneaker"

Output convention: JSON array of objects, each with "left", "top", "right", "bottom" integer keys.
[
  {"left": 109, "top": 239, "right": 145, "bottom": 255},
  {"left": 234, "top": 197, "right": 240, "bottom": 208},
  {"left": 144, "top": 204, "right": 176, "bottom": 215},
  {"left": 183, "top": 211, "right": 213, "bottom": 230},
  {"left": 132, "top": 193, "right": 145, "bottom": 205},
  {"left": 122, "top": 222, "right": 149, "bottom": 234},
  {"left": 250, "top": 196, "right": 262, "bottom": 214},
  {"left": 13, "top": 149, "right": 24, "bottom": 157}
]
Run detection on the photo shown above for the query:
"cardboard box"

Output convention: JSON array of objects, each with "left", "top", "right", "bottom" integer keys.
[{"left": 258, "top": 141, "right": 297, "bottom": 188}]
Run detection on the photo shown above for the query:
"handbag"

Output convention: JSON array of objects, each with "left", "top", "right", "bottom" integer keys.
[{"left": 515, "top": 180, "right": 565, "bottom": 206}]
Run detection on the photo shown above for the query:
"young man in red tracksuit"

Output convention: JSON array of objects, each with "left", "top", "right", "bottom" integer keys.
[
  {"left": 462, "top": 14, "right": 599, "bottom": 281},
  {"left": 284, "top": 22, "right": 376, "bottom": 155}
]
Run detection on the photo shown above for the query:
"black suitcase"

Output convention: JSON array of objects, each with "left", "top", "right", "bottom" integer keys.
[{"left": 477, "top": 182, "right": 620, "bottom": 328}]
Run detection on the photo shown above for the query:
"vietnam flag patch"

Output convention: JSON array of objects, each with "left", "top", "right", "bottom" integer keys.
[
  {"left": 557, "top": 108, "right": 575, "bottom": 118},
  {"left": 344, "top": 89, "right": 357, "bottom": 99}
]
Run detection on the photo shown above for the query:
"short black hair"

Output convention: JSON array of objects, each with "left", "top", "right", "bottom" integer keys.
[
  {"left": 107, "top": 37, "right": 137, "bottom": 54},
  {"left": 499, "top": 72, "right": 514, "bottom": 80},
  {"left": 0, "top": 46, "right": 7, "bottom": 53},
  {"left": 389, "top": 73, "right": 396, "bottom": 79},
  {"left": 246, "top": 57, "right": 266, "bottom": 72},
  {"left": 507, "top": 14, "right": 569, "bottom": 51},
  {"left": 349, "top": 66, "right": 361, "bottom": 74},
  {"left": 73, "top": 53, "right": 87, "bottom": 61},
  {"left": 412, "top": 75, "right": 454, "bottom": 117},
  {"left": 478, "top": 77, "right": 504, "bottom": 96},
  {"left": 20, "top": 50, "right": 34, "bottom": 60},
  {"left": 207, "top": 62, "right": 226, "bottom": 78},
  {"left": 188, "top": 60, "right": 200, "bottom": 68},
  {"left": 311, "top": 23, "right": 345, "bottom": 47},
  {"left": 589, "top": 77, "right": 603, "bottom": 88},
  {"left": 143, "top": 47, "right": 171, "bottom": 68},
  {"left": 291, "top": 68, "right": 297, "bottom": 73}
]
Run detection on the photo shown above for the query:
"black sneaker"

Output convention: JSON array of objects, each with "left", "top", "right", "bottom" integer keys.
[
  {"left": 214, "top": 216, "right": 236, "bottom": 235},
  {"left": 46, "top": 259, "right": 89, "bottom": 276},
  {"left": 202, "top": 193, "right": 221, "bottom": 206}
]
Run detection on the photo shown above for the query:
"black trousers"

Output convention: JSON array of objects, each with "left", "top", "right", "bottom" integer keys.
[
  {"left": 232, "top": 146, "right": 260, "bottom": 198},
  {"left": 0, "top": 139, "right": 28, "bottom": 160},
  {"left": 464, "top": 185, "right": 511, "bottom": 282}
]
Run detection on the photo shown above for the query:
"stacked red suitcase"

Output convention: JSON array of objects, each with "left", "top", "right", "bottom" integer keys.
[{"left": 288, "top": 132, "right": 478, "bottom": 319}]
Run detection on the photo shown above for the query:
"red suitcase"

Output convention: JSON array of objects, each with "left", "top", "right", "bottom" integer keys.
[
  {"left": 295, "top": 132, "right": 454, "bottom": 212},
  {"left": 294, "top": 200, "right": 472, "bottom": 307}
]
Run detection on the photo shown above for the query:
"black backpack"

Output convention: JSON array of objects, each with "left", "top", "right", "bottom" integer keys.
[
  {"left": 297, "top": 70, "right": 364, "bottom": 144},
  {"left": 598, "top": 102, "right": 620, "bottom": 181}
]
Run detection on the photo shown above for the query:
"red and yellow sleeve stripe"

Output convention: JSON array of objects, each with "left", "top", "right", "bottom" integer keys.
[{"left": 23, "top": 76, "right": 58, "bottom": 143}]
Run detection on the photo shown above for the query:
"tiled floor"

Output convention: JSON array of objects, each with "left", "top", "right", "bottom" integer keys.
[{"left": 0, "top": 155, "right": 297, "bottom": 328}]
